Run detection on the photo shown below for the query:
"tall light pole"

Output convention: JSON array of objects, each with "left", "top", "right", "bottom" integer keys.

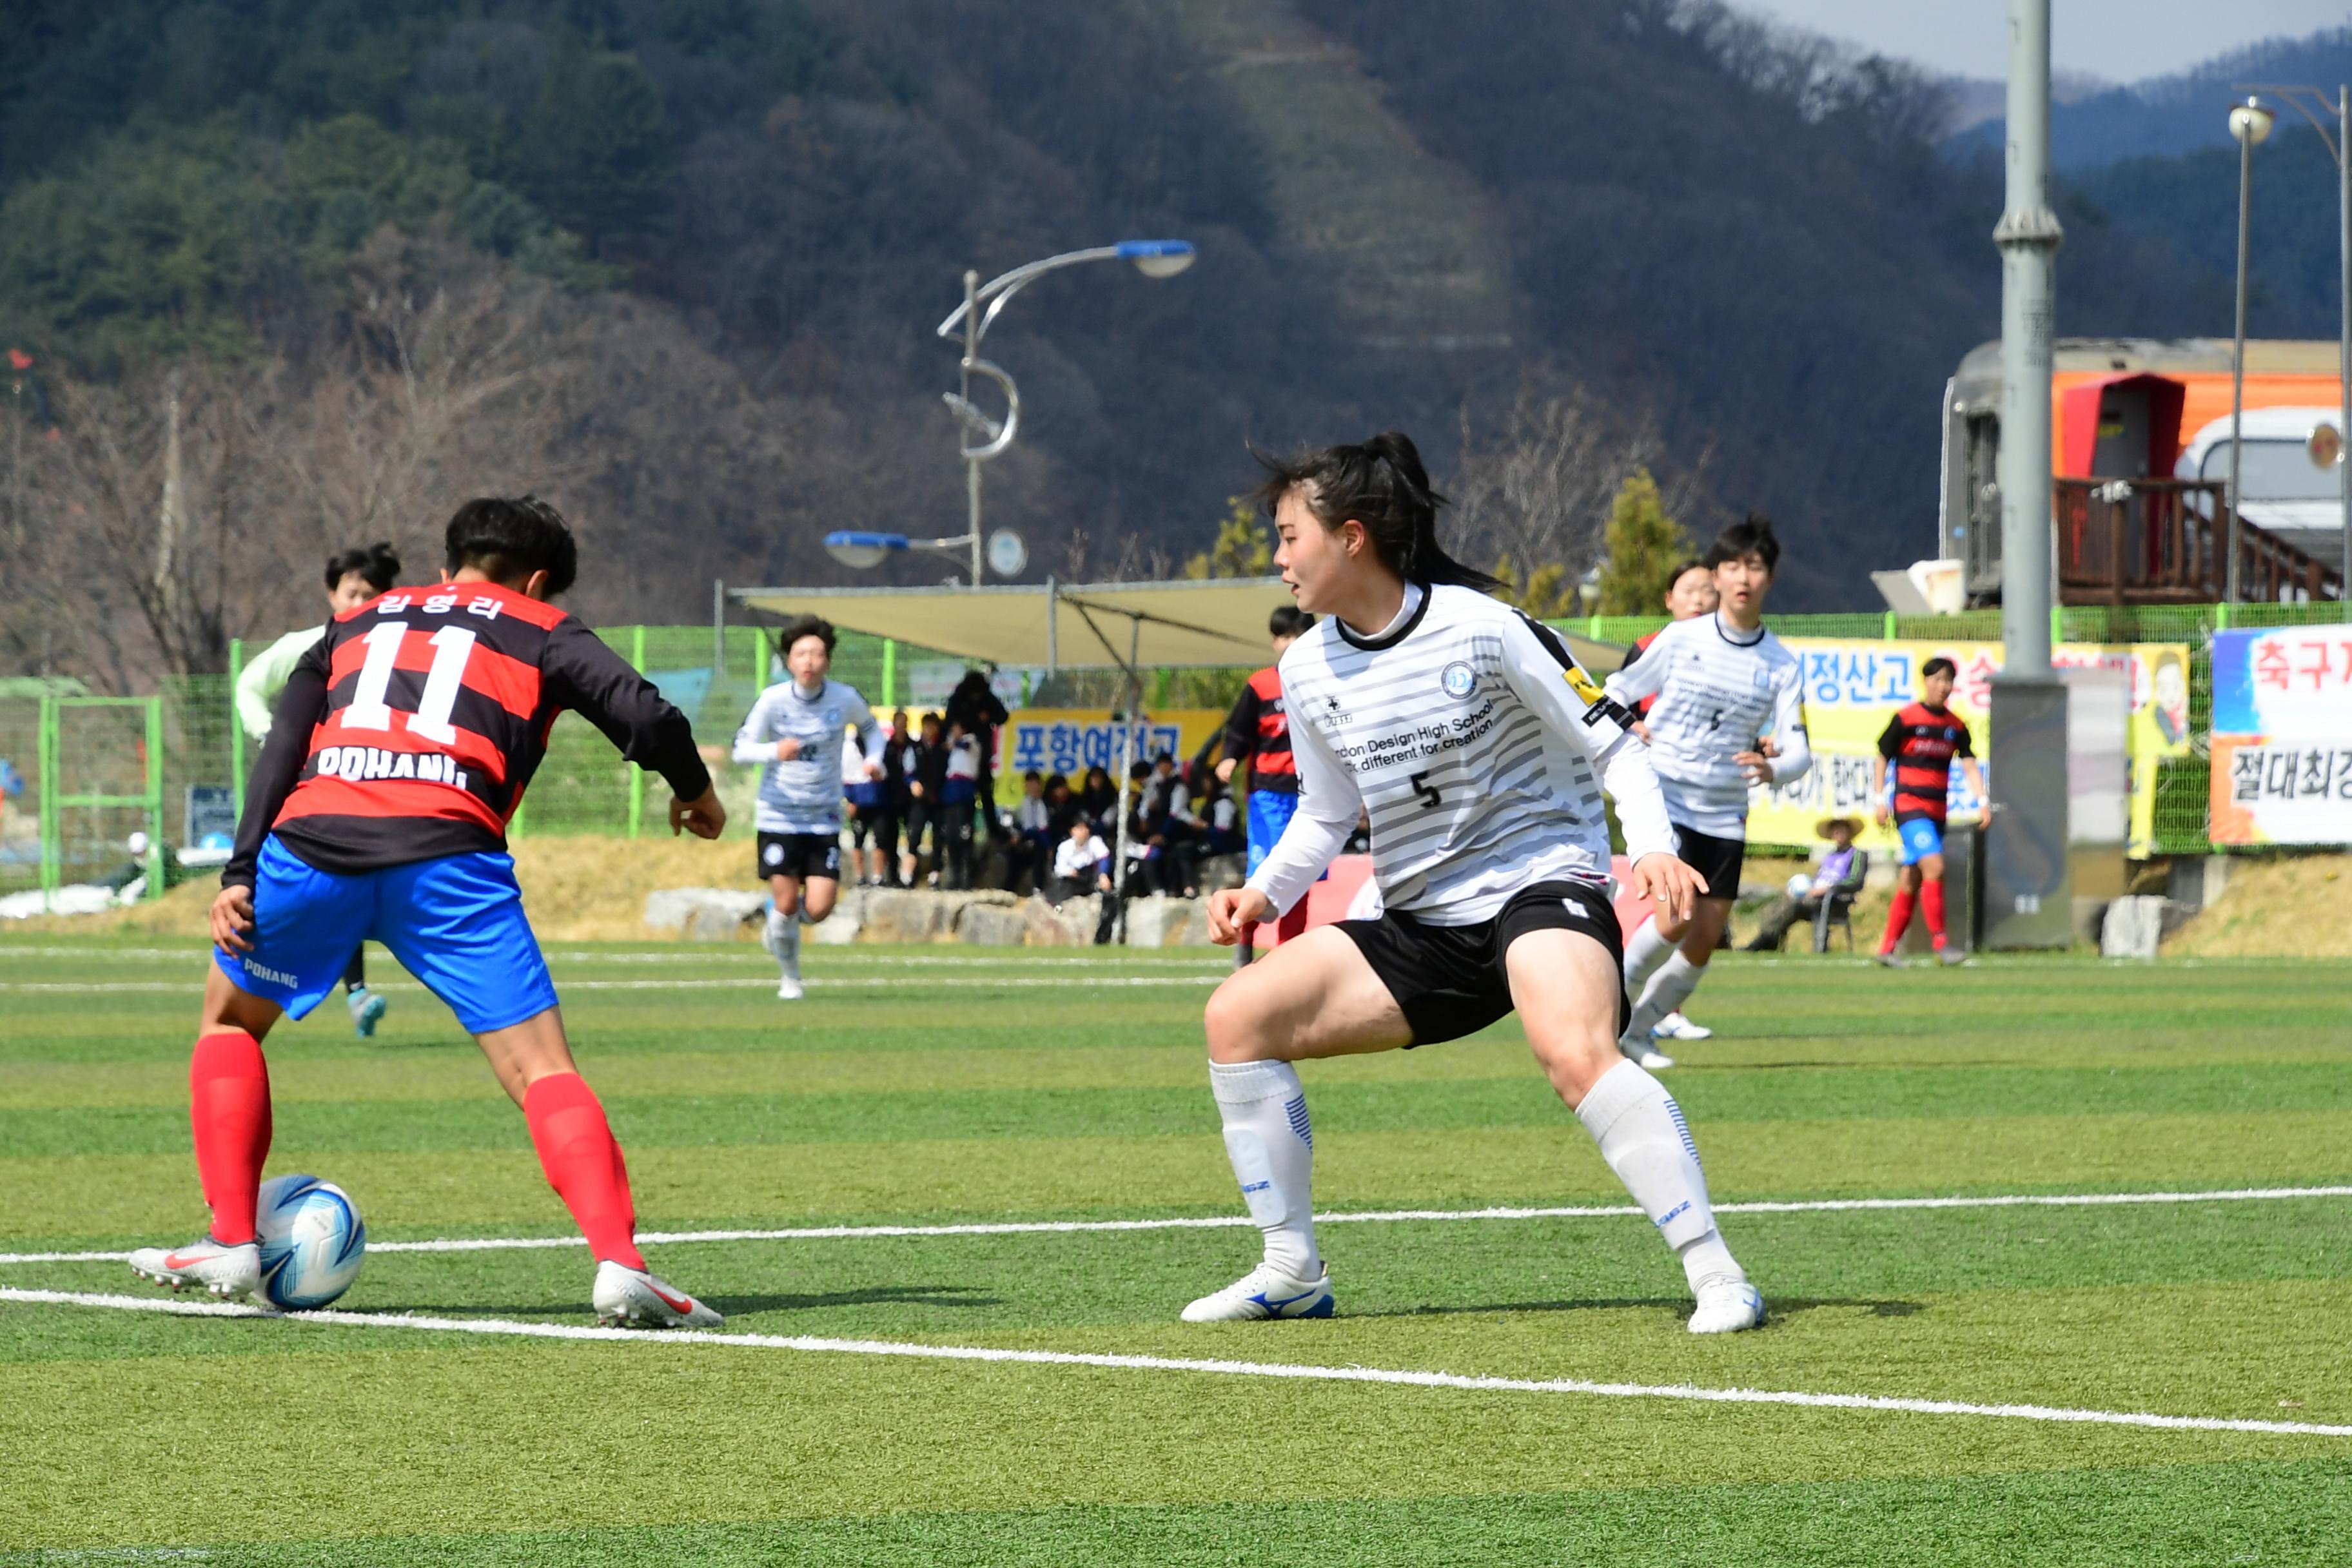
[
  {"left": 2240, "top": 81, "right": 2351, "bottom": 604},
  {"left": 933, "top": 239, "right": 1196, "bottom": 583},
  {"left": 1994, "top": 0, "right": 2063, "bottom": 675},
  {"left": 2226, "top": 96, "right": 2277, "bottom": 603}
]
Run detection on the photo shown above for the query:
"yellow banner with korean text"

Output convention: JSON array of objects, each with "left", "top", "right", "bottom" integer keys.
[
  {"left": 995, "top": 710, "right": 1230, "bottom": 791},
  {"left": 1747, "top": 638, "right": 2191, "bottom": 858}
]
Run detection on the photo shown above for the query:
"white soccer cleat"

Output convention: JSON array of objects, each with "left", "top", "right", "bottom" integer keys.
[
  {"left": 1619, "top": 1030, "right": 1676, "bottom": 1070},
  {"left": 128, "top": 1236, "right": 261, "bottom": 1301},
  {"left": 593, "top": 1260, "right": 725, "bottom": 1329},
  {"left": 1180, "top": 1260, "right": 1335, "bottom": 1322},
  {"left": 1652, "top": 1012, "right": 1712, "bottom": 1041},
  {"left": 775, "top": 973, "right": 804, "bottom": 1001},
  {"left": 1688, "top": 1276, "right": 1767, "bottom": 1335},
  {"left": 348, "top": 986, "right": 388, "bottom": 1038}
]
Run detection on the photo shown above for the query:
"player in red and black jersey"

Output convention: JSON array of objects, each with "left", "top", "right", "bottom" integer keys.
[
  {"left": 1217, "top": 605, "right": 1315, "bottom": 961},
  {"left": 128, "top": 498, "right": 732, "bottom": 1329},
  {"left": 1871, "top": 655, "right": 1984, "bottom": 966}
]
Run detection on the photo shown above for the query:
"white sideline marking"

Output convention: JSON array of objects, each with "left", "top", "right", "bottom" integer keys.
[
  {"left": 0, "top": 946, "right": 1226, "bottom": 971},
  {"left": 5, "top": 1185, "right": 2345, "bottom": 1266},
  {"left": 3, "top": 1286, "right": 2346, "bottom": 1440},
  {"left": 0, "top": 974, "right": 1224, "bottom": 995}
]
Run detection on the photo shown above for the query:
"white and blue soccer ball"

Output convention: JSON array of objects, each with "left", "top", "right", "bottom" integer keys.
[{"left": 255, "top": 1173, "right": 366, "bottom": 1309}]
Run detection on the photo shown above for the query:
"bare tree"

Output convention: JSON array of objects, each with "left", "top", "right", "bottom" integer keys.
[{"left": 1451, "top": 384, "right": 1712, "bottom": 592}]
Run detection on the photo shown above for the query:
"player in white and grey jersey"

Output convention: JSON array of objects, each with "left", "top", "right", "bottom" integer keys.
[
  {"left": 731, "top": 614, "right": 881, "bottom": 999},
  {"left": 1184, "top": 431, "right": 1764, "bottom": 1337},
  {"left": 1604, "top": 516, "right": 1810, "bottom": 1063}
]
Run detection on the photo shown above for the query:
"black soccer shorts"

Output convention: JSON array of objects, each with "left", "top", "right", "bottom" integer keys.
[
  {"left": 1337, "top": 878, "right": 1628, "bottom": 1047},
  {"left": 757, "top": 830, "right": 842, "bottom": 883},
  {"left": 1669, "top": 823, "right": 1746, "bottom": 905}
]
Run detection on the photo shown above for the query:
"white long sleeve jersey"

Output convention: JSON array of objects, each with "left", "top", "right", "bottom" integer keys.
[
  {"left": 1602, "top": 612, "right": 1810, "bottom": 839},
  {"left": 732, "top": 678, "right": 881, "bottom": 834},
  {"left": 1244, "top": 583, "right": 1678, "bottom": 925}
]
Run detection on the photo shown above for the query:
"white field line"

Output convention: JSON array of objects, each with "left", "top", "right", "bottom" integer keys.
[
  {"left": 3, "top": 1286, "right": 2346, "bottom": 1440},
  {"left": 5, "top": 1185, "right": 2346, "bottom": 1267},
  {"left": 0, "top": 974, "right": 1224, "bottom": 995},
  {"left": 0, "top": 946, "right": 1226, "bottom": 971}
]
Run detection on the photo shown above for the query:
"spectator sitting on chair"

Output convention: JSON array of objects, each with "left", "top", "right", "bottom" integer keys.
[
  {"left": 1077, "top": 766, "right": 1118, "bottom": 835},
  {"left": 1743, "top": 817, "right": 1866, "bottom": 952},
  {"left": 1202, "top": 774, "right": 1246, "bottom": 858}
]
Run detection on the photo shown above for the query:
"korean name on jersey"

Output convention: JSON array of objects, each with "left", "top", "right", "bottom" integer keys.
[
  {"left": 1602, "top": 614, "right": 1807, "bottom": 839},
  {"left": 732, "top": 680, "right": 879, "bottom": 834},
  {"left": 1261, "top": 584, "right": 1673, "bottom": 926}
]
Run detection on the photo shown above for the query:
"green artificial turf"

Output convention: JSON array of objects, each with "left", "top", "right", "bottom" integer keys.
[{"left": 1, "top": 938, "right": 2348, "bottom": 1563}]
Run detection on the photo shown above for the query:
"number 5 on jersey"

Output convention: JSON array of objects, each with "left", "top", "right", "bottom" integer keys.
[
  {"left": 344, "top": 622, "right": 478, "bottom": 744},
  {"left": 1409, "top": 770, "right": 1442, "bottom": 810}
]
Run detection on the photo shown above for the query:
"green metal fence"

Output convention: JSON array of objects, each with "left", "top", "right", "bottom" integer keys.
[{"left": 8, "top": 601, "right": 2349, "bottom": 898}]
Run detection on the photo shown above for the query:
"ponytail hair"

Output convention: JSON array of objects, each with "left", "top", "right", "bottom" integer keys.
[{"left": 1251, "top": 431, "right": 1500, "bottom": 593}]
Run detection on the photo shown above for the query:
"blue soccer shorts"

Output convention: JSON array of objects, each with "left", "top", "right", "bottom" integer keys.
[
  {"left": 1246, "top": 789, "right": 1300, "bottom": 877},
  {"left": 1896, "top": 816, "right": 1945, "bottom": 867},
  {"left": 215, "top": 835, "right": 558, "bottom": 1034}
]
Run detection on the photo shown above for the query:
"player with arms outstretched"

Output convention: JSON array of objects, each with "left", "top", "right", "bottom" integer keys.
[
  {"left": 1603, "top": 517, "right": 1810, "bottom": 1066},
  {"left": 234, "top": 542, "right": 403, "bottom": 1036},
  {"left": 1191, "top": 433, "right": 1762, "bottom": 1335},
  {"left": 128, "top": 497, "right": 731, "bottom": 1329},
  {"left": 1872, "top": 655, "right": 1983, "bottom": 966},
  {"left": 732, "top": 614, "right": 881, "bottom": 999}
]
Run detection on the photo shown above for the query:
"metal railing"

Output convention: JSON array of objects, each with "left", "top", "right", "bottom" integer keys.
[{"left": 2055, "top": 477, "right": 2343, "bottom": 606}]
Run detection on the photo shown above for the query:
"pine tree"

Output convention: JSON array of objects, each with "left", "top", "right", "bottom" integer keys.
[{"left": 1596, "top": 469, "right": 1689, "bottom": 615}]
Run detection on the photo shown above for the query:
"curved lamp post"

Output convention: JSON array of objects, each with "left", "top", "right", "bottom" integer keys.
[{"left": 932, "top": 240, "right": 1195, "bottom": 585}]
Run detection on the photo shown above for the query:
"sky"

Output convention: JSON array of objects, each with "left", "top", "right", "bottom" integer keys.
[{"left": 1734, "top": 0, "right": 2349, "bottom": 84}]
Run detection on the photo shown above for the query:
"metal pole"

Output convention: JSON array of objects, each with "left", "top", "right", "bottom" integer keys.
[
  {"left": 712, "top": 579, "right": 725, "bottom": 677},
  {"left": 627, "top": 624, "right": 647, "bottom": 840},
  {"left": 144, "top": 697, "right": 163, "bottom": 901},
  {"left": 1994, "top": 0, "right": 2063, "bottom": 676},
  {"left": 228, "top": 636, "right": 246, "bottom": 819},
  {"left": 963, "top": 268, "right": 984, "bottom": 586},
  {"left": 1044, "top": 576, "right": 1059, "bottom": 680},
  {"left": 2340, "top": 86, "right": 2350, "bottom": 611},
  {"left": 2230, "top": 125, "right": 2255, "bottom": 603}
]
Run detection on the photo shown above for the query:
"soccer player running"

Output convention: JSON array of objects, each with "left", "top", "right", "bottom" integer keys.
[
  {"left": 234, "top": 543, "right": 403, "bottom": 1037},
  {"left": 1192, "top": 433, "right": 1763, "bottom": 1335},
  {"left": 131, "top": 497, "right": 731, "bottom": 1328},
  {"left": 1216, "top": 605, "right": 1316, "bottom": 963},
  {"left": 1872, "top": 655, "right": 1983, "bottom": 967},
  {"left": 1623, "top": 557, "right": 1719, "bottom": 1052},
  {"left": 733, "top": 615, "right": 882, "bottom": 1000},
  {"left": 1602, "top": 517, "right": 1810, "bottom": 1070}
]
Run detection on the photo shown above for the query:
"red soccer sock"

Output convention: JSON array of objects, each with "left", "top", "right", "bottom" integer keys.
[
  {"left": 1275, "top": 902, "right": 1309, "bottom": 946},
  {"left": 1879, "top": 888, "right": 1916, "bottom": 955},
  {"left": 190, "top": 1030, "right": 273, "bottom": 1246},
  {"left": 1921, "top": 878, "right": 1948, "bottom": 950},
  {"left": 523, "top": 1073, "right": 646, "bottom": 1271}
]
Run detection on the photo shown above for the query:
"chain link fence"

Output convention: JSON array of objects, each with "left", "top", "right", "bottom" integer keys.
[{"left": 10, "top": 603, "right": 2349, "bottom": 899}]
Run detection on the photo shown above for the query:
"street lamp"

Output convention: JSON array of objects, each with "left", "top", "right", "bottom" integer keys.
[
  {"left": 932, "top": 240, "right": 1195, "bottom": 584},
  {"left": 2239, "top": 80, "right": 2352, "bottom": 603},
  {"left": 2226, "top": 95, "right": 2275, "bottom": 603}
]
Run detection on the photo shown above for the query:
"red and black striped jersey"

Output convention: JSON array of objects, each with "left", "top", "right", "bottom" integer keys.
[
  {"left": 1877, "top": 700, "right": 1975, "bottom": 823},
  {"left": 1220, "top": 665, "right": 1297, "bottom": 795},
  {"left": 225, "top": 581, "right": 711, "bottom": 881}
]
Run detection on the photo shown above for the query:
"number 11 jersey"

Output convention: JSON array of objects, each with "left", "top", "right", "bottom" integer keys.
[{"left": 236, "top": 580, "right": 709, "bottom": 879}]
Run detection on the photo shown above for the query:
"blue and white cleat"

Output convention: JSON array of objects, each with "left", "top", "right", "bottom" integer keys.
[
  {"left": 348, "top": 987, "right": 388, "bottom": 1038},
  {"left": 128, "top": 1235, "right": 261, "bottom": 1301},
  {"left": 1688, "top": 1276, "right": 1767, "bottom": 1335},
  {"left": 1652, "top": 1011, "right": 1712, "bottom": 1042},
  {"left": 1181, "top": 1261, "right": 1335, "bottom": 1322}
]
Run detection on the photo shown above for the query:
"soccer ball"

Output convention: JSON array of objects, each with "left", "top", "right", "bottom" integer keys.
[
  {"left": 1785, "top": 872, "right": 1814, "bottom": 899},
  {"left": 255, "top": 1174, "right": 366, "bottom": 1309}
]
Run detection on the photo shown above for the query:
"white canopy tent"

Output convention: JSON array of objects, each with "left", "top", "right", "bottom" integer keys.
[
  {"left": 723, "top": 575, "right": 1628, "bottom": 938},
  {"left": 724, "top": 576, "right": 1629, "bottom": 676}
]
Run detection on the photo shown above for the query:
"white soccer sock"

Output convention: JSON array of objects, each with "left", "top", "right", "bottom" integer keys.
[
  {"left": 1576, "top": 1059, "right": 1738, "bottom": 1293},
  {"left": 767, "top": 909, "right": 801, "bottom": 972},
  {"left": 1209, "top": 1059, "right": 1320, "bottom": 1277},
  {"left": 1622, "top": 914, "right": 1676, "bottom": 992},
  {"left": 1625, "top": 952, "right": 1705, "bottom": 1041}
]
